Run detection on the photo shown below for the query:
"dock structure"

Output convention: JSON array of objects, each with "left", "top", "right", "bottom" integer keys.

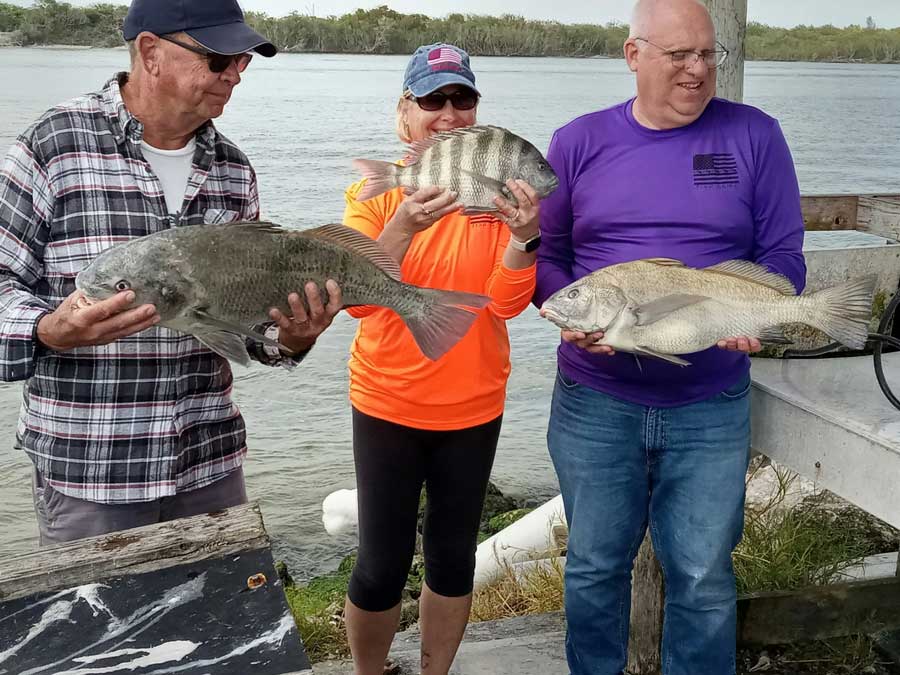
[{"left": 0, "top": 502, "right": 313, "bottom": 675}]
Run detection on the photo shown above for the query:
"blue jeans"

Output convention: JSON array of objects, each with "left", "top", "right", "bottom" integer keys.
[{"left": 548, "top": 369, "right": 751, "bottom": 675}]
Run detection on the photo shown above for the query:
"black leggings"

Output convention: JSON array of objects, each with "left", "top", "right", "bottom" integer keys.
[{"left": 347, "top": 408, "right": 502, "bottom": 612}]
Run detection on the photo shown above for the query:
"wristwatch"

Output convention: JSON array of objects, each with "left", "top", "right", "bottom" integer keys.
[{"left": 509, "top": 233, "right": 541, "bottom": 253}]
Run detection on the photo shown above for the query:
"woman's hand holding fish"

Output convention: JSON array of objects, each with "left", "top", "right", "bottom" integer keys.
[
  {"left": 393, "top": 186, "right": 461, "bottom": 234},
  {"left": 495, "top": 179, "right": 540, "bottom": 243},
  {"left": 562, "top": 329, "right": 615, "bottom": 355},
  {"left": 716, "top": 336, "right": 762, "bottom": 353},
  {"left": 270, "top": 280, "right": 342, "bottom": 354},
  {"left": 36, "top": 289, "right": 160, "bottom": 351}
]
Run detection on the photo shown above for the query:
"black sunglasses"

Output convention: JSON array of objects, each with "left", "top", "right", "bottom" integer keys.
[
  {"left": 406, "top": 88, "right": 479, "bottom": 112},
  {"left": 158, "top": 35, "right": 253, "bottom": 73}
]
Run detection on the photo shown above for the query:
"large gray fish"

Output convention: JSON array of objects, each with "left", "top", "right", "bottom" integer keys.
[
  {"left": 540, "top": 258, "right": 876, "bottom": 366},
  {"left": 75, "top": 222, "right": 491, "bottom": 364},
  {"left": 352, "top": 125, "right": 559, "bottom": 211}
]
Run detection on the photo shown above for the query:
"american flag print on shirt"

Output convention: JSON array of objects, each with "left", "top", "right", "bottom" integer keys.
[{"left": 692, "top": 153, "right": 740, "bottom": 186}]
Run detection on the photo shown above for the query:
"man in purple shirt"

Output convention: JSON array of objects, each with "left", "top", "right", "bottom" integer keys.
[{"left": 533, "top": 1, "right": 805, "bottom": 673}]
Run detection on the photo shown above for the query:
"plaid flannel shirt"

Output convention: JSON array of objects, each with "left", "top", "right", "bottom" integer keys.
[{"left": 0, "top": 73, "right": 291, "bottom": 503}]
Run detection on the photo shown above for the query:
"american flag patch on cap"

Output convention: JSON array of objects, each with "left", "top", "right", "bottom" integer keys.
[{"left": 428, "top": 47, "right": 463, "bottom": 71}]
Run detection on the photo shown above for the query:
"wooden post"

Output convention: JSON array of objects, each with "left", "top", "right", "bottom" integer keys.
[
  {"left": 626, "top": 3, "right": 748, "bottom": 674},
  {"left": 703, "top": 0, "right": 748, "bottom": 103},
  {"left": 626, "top": 534, "right": 665, "bottom": 673}
]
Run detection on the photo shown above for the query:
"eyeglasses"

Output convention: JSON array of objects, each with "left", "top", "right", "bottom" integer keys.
[
  {"left": 635, "top": 37, "right": 729, "bottom": 69},
  {"left": 404, "top": 88, "right": 479, "bottom": 112},
  {"left": 158, "top": 34, "right": 253, "bottom": 73}
]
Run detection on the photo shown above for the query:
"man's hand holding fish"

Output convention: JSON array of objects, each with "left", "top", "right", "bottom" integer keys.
[
  {"left": 267, "top": 280, "right": 343, "bottom": 353},
  {"left": 36, "top": 289, "right": 160, "bottom": 351}
]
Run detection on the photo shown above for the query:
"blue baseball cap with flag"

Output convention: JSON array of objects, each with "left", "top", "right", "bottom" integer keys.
[
  {"left": 123, "top": 0, "right": 277, "bottom": 57},
  {"left": 403, "top": 43, "right": 480, "bottom": 97}
]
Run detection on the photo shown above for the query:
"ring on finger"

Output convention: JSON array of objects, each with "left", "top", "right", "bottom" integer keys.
[
  {"left": 512, "top": 208, "right": 520, "bottom": 222},
  {"left": 421, "top": 205, "right": 432, "bottom": 217}
]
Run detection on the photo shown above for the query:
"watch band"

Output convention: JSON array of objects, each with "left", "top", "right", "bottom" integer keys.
[{"left": 509, "top": 233, "right": 541, "bottom": 253}]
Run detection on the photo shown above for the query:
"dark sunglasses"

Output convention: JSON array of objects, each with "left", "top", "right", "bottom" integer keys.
[
  {"left": 158, "top": 35, "right": 253, "bottom": 73},
  {"left": 406, "top": 88, "right": 479, "bottom": 112}
]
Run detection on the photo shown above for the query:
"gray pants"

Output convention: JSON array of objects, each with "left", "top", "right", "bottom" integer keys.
[{"left": 31, "top": 467, "right": 248, "bottom": 546}]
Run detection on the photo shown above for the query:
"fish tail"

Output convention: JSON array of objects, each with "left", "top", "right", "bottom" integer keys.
[
  {"left": 397, "top": 288, "right": 492, "bottom": 360},
  {"left": 352, "top": 159, "right": 400, "bottom": 201},
  {"left": 805, "top": 275, "right": 877, "bottom": 349}
]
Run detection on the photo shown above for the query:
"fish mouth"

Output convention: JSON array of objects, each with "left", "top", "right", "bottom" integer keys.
[{"left": 540, "top": 305, "right": 571, "bottom": 329}]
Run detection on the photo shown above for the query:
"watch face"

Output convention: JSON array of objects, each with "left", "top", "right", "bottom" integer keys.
[{"left": 524, "top": 235, "right": 542, "bottom": 253}]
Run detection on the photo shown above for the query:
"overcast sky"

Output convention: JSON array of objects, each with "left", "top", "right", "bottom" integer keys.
[{"left": 8, "top": 0, "right": 900, "bottom": 28}]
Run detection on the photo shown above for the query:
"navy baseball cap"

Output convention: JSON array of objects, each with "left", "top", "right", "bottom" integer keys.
[
  {"left": 123, "top": 0, "right": 277, "bottom": 57},
  {"left": 403, "top": 43, "right": 479, "bottom": 97}
]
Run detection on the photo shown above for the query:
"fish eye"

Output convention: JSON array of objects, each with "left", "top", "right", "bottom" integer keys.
[
  {"left": 115, "top": 280, "right": 131, "bottom": 292},
  {"left": 567, "top": 289, "right": 579, "bottom": 299},
  {"left": 538, "top": 162, "right": 546, "bottom": 171}
]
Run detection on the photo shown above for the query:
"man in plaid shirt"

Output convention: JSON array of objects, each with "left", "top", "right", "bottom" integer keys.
[{"left": 0, "top": 0, "right": 342, "bottom": 544}]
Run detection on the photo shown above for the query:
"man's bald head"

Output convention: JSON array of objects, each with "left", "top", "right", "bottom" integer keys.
[{"left": 629, "top": 0, "right": 715, "bottom": 41}]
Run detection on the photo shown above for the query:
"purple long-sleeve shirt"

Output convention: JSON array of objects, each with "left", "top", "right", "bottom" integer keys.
[{"left": 534, "top": 97, "right": 806, "bottom": 407}]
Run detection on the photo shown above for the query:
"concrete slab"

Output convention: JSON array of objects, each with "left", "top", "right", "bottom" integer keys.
[
  {"left": 750, "top": 352, "right": 900, "bottom": 529},
  {"left": 313, "top": 614, "right": 567, "bottom": 675}
]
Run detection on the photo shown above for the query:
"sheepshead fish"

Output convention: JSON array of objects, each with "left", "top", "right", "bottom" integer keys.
[
  {"left": 352, "top": 125, "right": 559, "bottom": 212},
  {"left": 540, "top": 258, "right": 876, "bottom": 366},
  {"left": 75, "top": 222, "right": 490, "bottom": 364}
]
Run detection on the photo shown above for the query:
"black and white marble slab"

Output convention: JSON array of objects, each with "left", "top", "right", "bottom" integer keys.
[{"left": 0, "top": 548, "right": 311, "bottom": 674}]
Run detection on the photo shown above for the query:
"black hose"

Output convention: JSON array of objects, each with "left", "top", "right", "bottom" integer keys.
[{"left": 872, "top": 290, "right": 900, "bottom": 411}]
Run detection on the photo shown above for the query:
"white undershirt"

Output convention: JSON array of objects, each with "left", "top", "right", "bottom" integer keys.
[{"left": 141, "top": 139, "right": 196, "bottom": 215}]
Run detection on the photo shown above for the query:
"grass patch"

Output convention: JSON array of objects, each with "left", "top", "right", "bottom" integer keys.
[
  {"left": 734, "top": 465, "right": 884, "bottom": 595},
  {"left": 470, "top": 558, "right": 564, "bottom": 622}
]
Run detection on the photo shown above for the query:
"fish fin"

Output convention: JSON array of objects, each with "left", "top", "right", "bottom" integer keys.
[
  {"left": 705, "top": 260, "right": 797, "bottom": 295},
  {"left": 460, "top": 206, "right": 501, "bottom": 215},
  {"left": 642, "top": 257, "right": 687, "bottom": 266},
  {"left": 806, "top": 275, "right": 877, "bottom": 349},
  {"left": 194, "top": 331, "right": 252, "bottom": 367},
  {"left": 457, "top": 167, "right": 512, "bottom": 196},
  {"left": 351, "top": 159, "right": 400, "bottom": 201},
  {"left": 633, "top": 346, "right": 692, "bottom": 367},
  {"left": 633, "top": 294, "right": 709, "bottom": 326},
  {"left": 398, "top": 288, "right": 492, "bottom": 360},
  {"left": 301, "top": 223, "right": 402, "bottom": 281},
  {"left": 193, "top": 310, "right": 295, "bottom": 353},
  {"left": 758, "top": 327, "right": 793, "bottom": 344},
  {"left": 404, "top": 125, "right": 505, "bottom": 165}
]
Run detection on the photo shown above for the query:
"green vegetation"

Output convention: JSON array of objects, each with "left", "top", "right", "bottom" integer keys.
[{"left": 2, "top": 1, "right": 899, "bottom": 63}]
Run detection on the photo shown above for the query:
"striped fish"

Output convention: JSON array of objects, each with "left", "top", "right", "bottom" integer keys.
[{"left": 352, "top": 125, "right": 559, "bottom": 212}]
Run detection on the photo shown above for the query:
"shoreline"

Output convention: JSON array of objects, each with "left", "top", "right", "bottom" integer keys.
[{"left": 1, "top": 45, "right": 898, "bottom": 65}]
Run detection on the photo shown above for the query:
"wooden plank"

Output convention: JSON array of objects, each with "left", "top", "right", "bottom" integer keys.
[
  {"left": 800, "top": 194, "right": 859, "bottom": 230},
  {"left": 858, "top": 194, "right": 900, "bottom": 240},
  {"left": 0, "top": 501, "right": 269, "bottom": 602},
  {"left": 626, "top": 533, "right": 665, "bottom": 675},
  {"left": 737, "top": 576, "right": 900, "bottom": 644}
]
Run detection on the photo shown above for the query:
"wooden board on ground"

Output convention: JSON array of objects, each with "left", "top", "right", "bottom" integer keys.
[{"left": 0, "top": 502, "right": 311, "bottom": 675}]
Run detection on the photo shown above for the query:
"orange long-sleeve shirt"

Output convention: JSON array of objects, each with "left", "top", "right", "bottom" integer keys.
[{"left": 343, "top": 180, "right": 536, "bottom": 430}]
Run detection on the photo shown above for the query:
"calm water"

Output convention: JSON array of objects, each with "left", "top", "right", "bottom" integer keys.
[{"left": 0, "top": 49, "right": 898, "bottom": 579}]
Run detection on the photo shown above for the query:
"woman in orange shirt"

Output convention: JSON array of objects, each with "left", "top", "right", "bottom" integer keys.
[{"left": 342, "top": 43, "right": 545, "bottom": 675}]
